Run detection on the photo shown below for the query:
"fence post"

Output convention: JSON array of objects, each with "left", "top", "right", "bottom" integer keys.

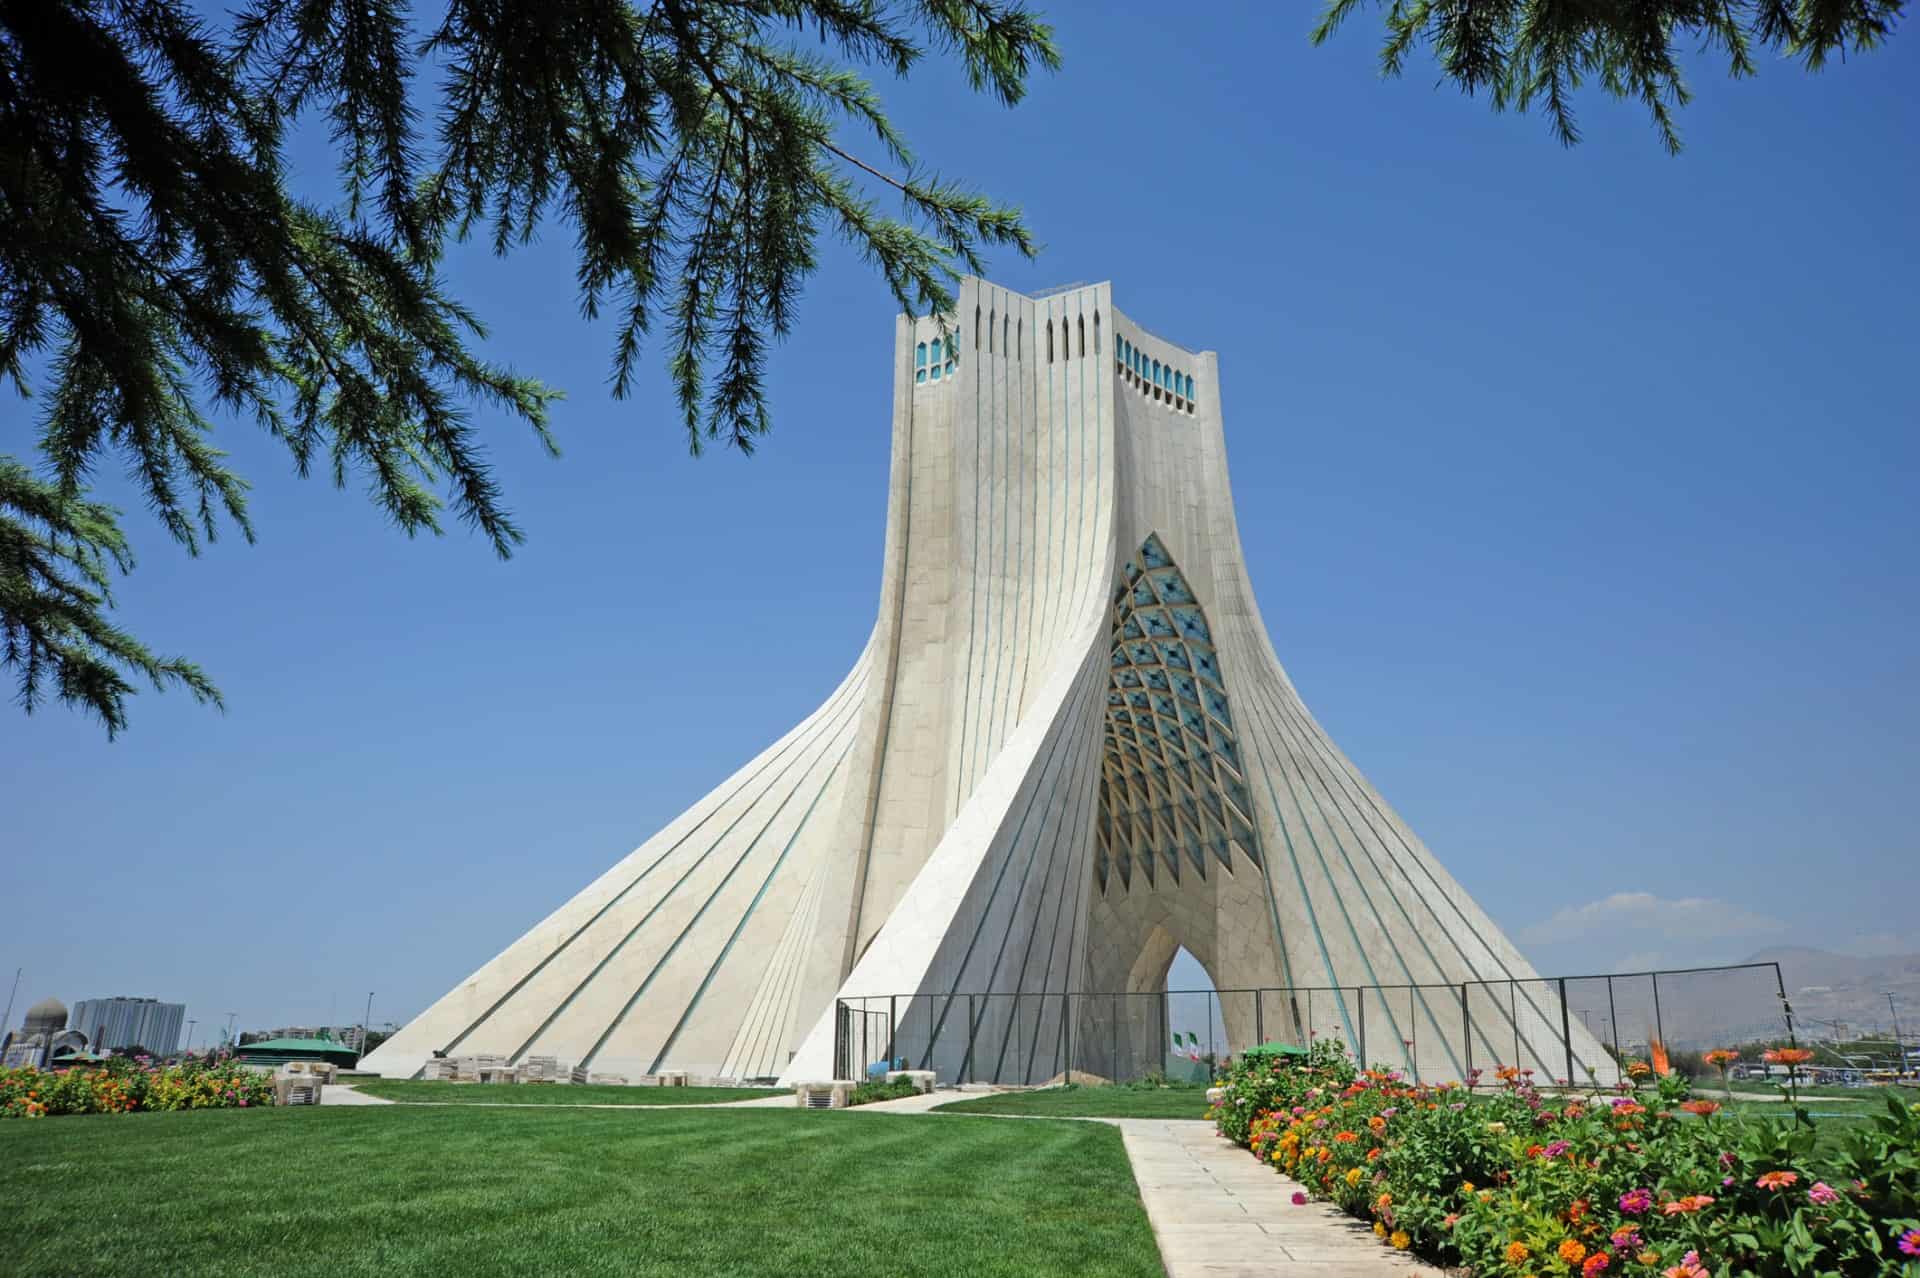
[
  {"left": 1064, "top": 992, "right": 1073, "bottom": 1083},
  {"left": 1559, "top": 977, "right": 1574, "bottom": 1089},
  {"left": 1011, "top": 992, "right": 1021, "bottom": 1086},
  {"left": 1356, "top": 987, "right": 1366, "bottom": 1067},
  {"left": 1205, "top": 982, "right": 1221, "bottom": 1074},
  {"left": 1511, "top": 982, "right": 1520, "bottom": 1069},
  {"left": 1255, "top": 988, "right": 1265, "bottom": 1046},
  {"left": 966, "top": 995, "right": 975, "bottom": 1084},
  {"left": 1461, "top": 984, "right": 1470, "bottom": 1083},
  {"left": 1606, "top": 976, "right": 1620, "bottom": 1066},
  {"left": 888, "top": 995, "right": 897, "bottom": 1069},
  {"left": 1409, "top": 987, "right": 1419, "bottom": 1082},
  {"left": 834, "top": 1001, "right": 845, "bottom": 1079},
  {"left": 1651, "top": 972, "right": 1665, "bottom": 1056},
  {"left": 1160, "top": 990, "right": 1169, "bottom": 1076}
]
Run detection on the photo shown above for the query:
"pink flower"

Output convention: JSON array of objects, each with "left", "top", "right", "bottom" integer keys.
[
  {"left": 1899, "top": 1229, "right": 1920, "bottom": 1257},
  {"left": 1618, "top": 1188, "right": 1653, "bottom": 1215},
  {"left": 1807, "top": 1182, "right": 1839, "bottom": 1206},
  {"left": 1610, "top": 1228, "right": 1642, "bottom": 1250},
  {"left": 1291, "top": 1192, "right": 1308, "bottom": 1206}
]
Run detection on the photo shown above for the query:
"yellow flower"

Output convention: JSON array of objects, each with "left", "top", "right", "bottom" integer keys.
[
  {"left": 1390, "top": 1230, "right": 1410, "bottom": 1250},
  {"left": 1461, "top": 1181, "right": 1475, "bottom": 1193},
  {"left": 1346, "top": 1167, "right": 1364, "bottom": 1188},
  {"left": 1374, "top": 1221, "right": 1387, "bottom": 1237}
]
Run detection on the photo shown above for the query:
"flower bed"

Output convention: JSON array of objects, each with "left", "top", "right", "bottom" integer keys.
[
  {"left": 1, "top": 1055, "right": 276, "bottom": 1117},
  {"left": 1209, "top": 1042, "right": 1920, "bottom": 1276}
]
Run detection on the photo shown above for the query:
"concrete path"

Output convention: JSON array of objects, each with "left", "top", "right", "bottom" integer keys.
[
  {"left": 1119, "top": 1119, "right": 1441, "bottom": 1278},
  {"left": 318, "top": 1083, "right": 791, "bottom": 1109}
]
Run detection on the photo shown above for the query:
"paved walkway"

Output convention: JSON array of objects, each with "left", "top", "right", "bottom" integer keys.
[
  {"left": 1120, "top": 1119, "right": 1441, "bottom": 1278},
  {"left": 318, "top": 1084, "right": 792, "bottom": 1109}
]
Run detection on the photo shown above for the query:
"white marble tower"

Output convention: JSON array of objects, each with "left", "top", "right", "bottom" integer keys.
[{"left": 362, "top": 278, "right": 1610, "bottom": 1088}]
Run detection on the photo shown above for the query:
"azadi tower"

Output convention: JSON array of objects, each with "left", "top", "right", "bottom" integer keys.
[{"left": 364, "top": 278, "right": 1609, "bottom": 1087}]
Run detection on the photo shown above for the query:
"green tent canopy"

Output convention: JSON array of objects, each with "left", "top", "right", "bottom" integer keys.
[{"left": 1241, "top": 1041, "right": 1310, "bottom": 1058}]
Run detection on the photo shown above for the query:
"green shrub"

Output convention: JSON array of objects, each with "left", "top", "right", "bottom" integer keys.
[
  {"left": 1211, "top": 1049, "right": 1920, "bottom": 1275},
  {"left": 2, "top": 1055, "right": 275, "bottom": 1118},
  {"left": 847, "top": 1078, "right": 922, "bottom": 1107}
]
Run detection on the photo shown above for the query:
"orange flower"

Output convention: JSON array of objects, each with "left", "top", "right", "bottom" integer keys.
[
  {"left": 1757, "top": 1170, "right": 1799, "bottom": 1191},
  {"left": 1626, "top": 1060, "right": 1651, "bottom": 1078},
  {"left": 1761, "top": 1047, "right": 1814, "bottom": 1066},
  {"left": 1334, "top": 1131, "right": 1359, "bottom": 1143},
  {"left": 1704, "top": 1049, "right": 1739, "bottom": 1067},
  {"left": 1662, "top": 1195, "right": 1714, "bottom": 1214},
  {"left": 1559, "top": 1239, "right": 1587, "bottom": 1264},
  {"left": 1506, "top": 1241, "right": 1531, "bottom": 1264},
  {"left": 1368, "top": 1115, "right": 1386, "bottom": 1132},
  {"left": 1680, "top": 1100, "right": 1720, "bottom": 1117}
]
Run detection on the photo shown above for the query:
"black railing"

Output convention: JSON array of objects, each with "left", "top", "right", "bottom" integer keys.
[{"left": 833, "top": 962, "right": 1796, "bottom": 1088}]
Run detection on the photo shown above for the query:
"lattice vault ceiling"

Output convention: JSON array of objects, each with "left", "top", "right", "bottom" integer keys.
[{"left": 1098, "top": 534, "right": 1263, "bottom": 894}]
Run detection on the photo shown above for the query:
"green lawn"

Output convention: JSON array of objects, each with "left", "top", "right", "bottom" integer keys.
[
  {"left": 937, "top": 1082, "right": 1211, "bottom": 1119},
  {"left": 0, "top": 1106, "right": 1159, "bottom": 1277},
  {"left": 352, "top": 1079, "right": 785, "bottom": 1106}
]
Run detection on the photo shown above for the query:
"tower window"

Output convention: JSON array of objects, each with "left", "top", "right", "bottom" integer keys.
[{"left": 931, "top": 337, "right": 942, "bottom": 364}]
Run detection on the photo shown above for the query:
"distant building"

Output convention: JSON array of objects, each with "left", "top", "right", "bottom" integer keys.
[
  {"left": 70, "top": 997, "right": 187, "bottom": 1055},
  {"left": 246, "top": 1025, "right": 366, "bottom": 1051},
  {"left": 234, "top": 1035, "right": 360, "bottom": 1070},
  {"left": 2, "top": 997, "right": 83, "bottom": 1068}
]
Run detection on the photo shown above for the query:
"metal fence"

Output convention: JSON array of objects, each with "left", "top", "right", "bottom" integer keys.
[{"left": 833, "top": 962, "right": 1795, "bottom": 1088}]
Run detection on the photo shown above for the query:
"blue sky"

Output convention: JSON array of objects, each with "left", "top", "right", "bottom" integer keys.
[{"left": 3, "top": 2, "right": 1915, "bottom": 1043}]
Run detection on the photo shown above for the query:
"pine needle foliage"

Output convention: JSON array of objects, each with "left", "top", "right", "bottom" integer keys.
[
  {"left": 0, "top": 0, "right": 1059, "bottom": 736},
  {"left": 1313, "top": 0, "right": 1903, "bottom": 152}
]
